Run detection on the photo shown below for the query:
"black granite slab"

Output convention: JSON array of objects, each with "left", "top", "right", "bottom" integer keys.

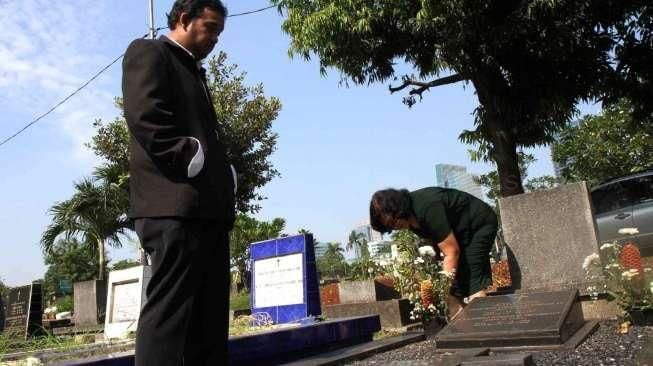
[
  {"left": 437, "top": 290, "right": 585, "bottom": 349},
  {"left": 3, "top": 283, "right": 42, "bottom": 341}
]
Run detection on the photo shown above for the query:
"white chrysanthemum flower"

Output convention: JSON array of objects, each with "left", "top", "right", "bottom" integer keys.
[
  {"left": 600, "top": 243, "right": 615, "bottom": 250},
  {"left": 367, "top": 268, "right": 374, "bottom": 274},
  {"left": 630, "top": 269, "right": 639, "bottom": 274},
  {"left": 618, "top": 228, "right": 639, "bottom": 235},
  {"left": 418, "top": 245, "right": 437, "bottom": 257},
  {"left": 622, "top": 271, "right": 638, "bottom": 280},
  {"left": 428, "top": 304, "right": 436, "bottom": 310},
  {"left": 582, "top": 253, "right": 600, "bottom": 270},
  {"left": 644, "top": 268, "right": 652, "bottom": 273},
  {"left": 410, "top": 315, "right": 415, "bottom": 320},
  {"left": 413, "top": 257, "right": 425, "bottom": 265}
]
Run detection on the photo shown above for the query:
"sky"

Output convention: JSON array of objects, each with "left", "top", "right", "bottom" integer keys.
[{"left": 0, "top": 1, "right": 600, "bottom": 286}]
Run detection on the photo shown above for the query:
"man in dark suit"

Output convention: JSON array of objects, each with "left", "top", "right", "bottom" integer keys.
[{"left": 122, "top": 1, "right": 235, "bottom": 364}]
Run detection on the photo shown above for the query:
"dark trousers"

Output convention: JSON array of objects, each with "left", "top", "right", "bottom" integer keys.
[{"left": 134, "top": 218, "right": 230, "bottom": 366}]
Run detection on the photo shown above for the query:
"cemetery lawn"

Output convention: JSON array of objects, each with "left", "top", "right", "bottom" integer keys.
[
  {"left": 0, "top": 332, "right": 79, "bottom": 356},
  {"left": 229, "top": 292, "right": 250, "bottom": 311}
]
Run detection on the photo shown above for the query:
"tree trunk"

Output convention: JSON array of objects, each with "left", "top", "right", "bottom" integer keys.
[
  {"left": 98, "top": 238, "right": 105, "bottom": 280},
  {"left": 492, "top": 131, "right": 524, "bottom": 197}
]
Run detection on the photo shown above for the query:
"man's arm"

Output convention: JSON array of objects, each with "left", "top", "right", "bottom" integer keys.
[{"left": 122, "top": 39, "right": 203, "bottom": 178}]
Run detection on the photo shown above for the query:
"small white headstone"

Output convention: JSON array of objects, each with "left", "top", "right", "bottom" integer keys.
[{"left": 104, "top": 266, "right": 151, "bottom": 339}]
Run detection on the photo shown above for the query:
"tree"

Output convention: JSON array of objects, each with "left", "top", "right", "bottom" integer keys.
[
  {"left": 347, "top": 230, "right": 369, "bottom": 259},
  {"left": 206, "top": 52, "right": 282, "bottom": 213},
  {"left": 229, "top": 214, "right": 286, "bottom": 292},
  {"left": 272, "top": 0, "right": 646, "bottom": 197},
  {"left": 110, "top": 259, "right": 142, "bottom": 271},
  {"left": 317, "top": 242, "right": 347, "bottom": 279},
  {"left": 42, "top": 238, "right": 101, "bottom": 297},
  {"left": 41, "top": 169, "right": 129, "bottom": 280},
  {"left": 552, "top": 101, "right": 653, "bottom": 186},
  {"left": 470, "top": 151, "right": 558, "bottom": 207}
]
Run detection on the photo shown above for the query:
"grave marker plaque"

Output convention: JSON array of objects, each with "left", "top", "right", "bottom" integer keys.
[
  {"left": 3, "top": 284, "right": 42, "bottom": 340},
  {"left": 437, "top": 290, "right": 586, "bottom": 349},
  {"left": 104, "top": 266, "right": 151, "bottom": 339},
  {"left": 250, "top": 234, "right": 321, "bottom": 324}
]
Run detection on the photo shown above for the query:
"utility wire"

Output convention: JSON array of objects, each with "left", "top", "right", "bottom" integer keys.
[{"left": 0, "top": 4, "right": 276, "bottom": 148}]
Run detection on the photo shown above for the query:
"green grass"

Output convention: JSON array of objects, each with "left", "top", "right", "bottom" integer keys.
[
  {"left": 229, "top": 292, "right": 250, "bottom": 311},
  {"left": 0, "top": 330, "right": 78, "bottom": 357}
]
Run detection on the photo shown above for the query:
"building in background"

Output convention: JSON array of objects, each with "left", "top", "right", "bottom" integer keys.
[
  {"left": 348, "top": 221, "right": 384, "bottom": 260},
  {"left": 435, "top": 163, "right": 485, "bottom": 201}
]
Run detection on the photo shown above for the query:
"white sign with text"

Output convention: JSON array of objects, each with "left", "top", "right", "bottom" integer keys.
[{"left": 253, "top": 253, "right": 304, "bottom": 308}]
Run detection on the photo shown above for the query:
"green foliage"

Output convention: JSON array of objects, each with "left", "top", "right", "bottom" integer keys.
[
  {"left": 317, "top": 242, "right": 348, "bottom": 280},
  {"left": 347, "top": 230, "right": 369, "bottom": 259},
  {"left": 55, "top": 295, "right": 74, "bottom": 313},
  {"left": 0, "top": 277, "right": 7, "bottom": 298},
  {"left": 110, "top": 259, "right": 141, "bottom": 271},
  {"left": 207, "top": 52, "right": 282, "bottom": 213},
  {"left": 348, "top": 257, "right": 384, "bottom": 281},
  {"left": 41, "top": 170, "right": 129, "bottom": 280},
  {"left": 273, "top": 0, "right": 652, "bottom": 197},
  {"left": 230, "top": 214, "right": 286, "bottom": 292},
  {"left": 470, "top": 150, "right": 559, "bottom": 206},
  {"left": 389, "top": 230, "right": 447, "bottom": 323},
  {"left": 229, "top": 291, "right": 250, "bottom": 311},
  {"left": 552, "top": 101, "right": 653, "bottom": 186},
  {"left": 42, "top": 238, "right": 101, "bottom": 297}
]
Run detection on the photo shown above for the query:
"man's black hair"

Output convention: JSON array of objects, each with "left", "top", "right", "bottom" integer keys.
[
  {"left": 167, "top": 0, "right": 228, "bottom": 29},
  {"left": 369, "top": 188, "right": 413, "bottom": 234}
]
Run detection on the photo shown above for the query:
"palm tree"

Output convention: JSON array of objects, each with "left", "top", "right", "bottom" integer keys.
[
  {"left": 347, "top": 231, "right": 369, "bottom": 259},
  {"left": 41, "top": 164, "right": 130, "bottom": 280}
]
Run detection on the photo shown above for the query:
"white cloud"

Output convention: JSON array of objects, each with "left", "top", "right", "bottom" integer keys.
[{"left": 0, "top": 0, "right": 120, "bottom": 166}]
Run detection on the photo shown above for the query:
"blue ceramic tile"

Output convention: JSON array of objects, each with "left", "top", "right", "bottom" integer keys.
[{"left": 251, "top": 234, "right": 321, "bottom": 324}]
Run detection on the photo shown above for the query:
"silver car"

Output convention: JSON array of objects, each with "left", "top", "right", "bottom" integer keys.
[{"left": 591, "top": 170, "right": 653, "bottom": 255}]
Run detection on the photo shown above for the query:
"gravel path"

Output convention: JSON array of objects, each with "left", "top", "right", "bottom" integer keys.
[{"left": 348, "top": 321, "right": 653, "bottom": 365}]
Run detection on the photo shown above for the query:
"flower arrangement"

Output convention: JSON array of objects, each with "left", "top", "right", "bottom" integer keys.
[
  {"left": 389, "top": 230, "right": 449, "bottom": 324},
  {"left": 583, "top": 238, "right": 653, "bottom": 319}
]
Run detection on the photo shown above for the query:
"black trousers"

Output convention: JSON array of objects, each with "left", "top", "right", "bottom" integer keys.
[{"left": 134, "top": 218, "right": 230, "bottom": 366}]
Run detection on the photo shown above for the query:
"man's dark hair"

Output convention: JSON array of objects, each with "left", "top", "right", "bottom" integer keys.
[
  {"left": 369, "top": 188, "right": 413, "bottom": 234},
  {"left": 167, "top": 0, "right": 228, "bottom": 29}
]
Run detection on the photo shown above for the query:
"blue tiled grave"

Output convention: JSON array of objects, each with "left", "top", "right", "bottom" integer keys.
[
  {"left": 55, "top": 315, "right": 381, "bottom": 366},
  {"left": 228, "top": 315, "right": 381, "bottom": 365},
  {"left": 250, "top": 234, "right": 321, "bottom": 324}
]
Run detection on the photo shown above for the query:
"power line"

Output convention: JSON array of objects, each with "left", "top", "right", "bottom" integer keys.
[
  {"left": 229, "top": 5, "right": 276, "bottom": 17},
  {"left": 0, "top": 5, "right": 276, "bottom": 149}
]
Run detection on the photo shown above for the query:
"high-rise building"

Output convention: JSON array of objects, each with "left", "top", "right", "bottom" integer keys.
[
  {"left": 435, "top": 164, "right": 484, "bottom": 201},
  {"left": 348, "top": 221, "right": 384, "bottom": 259}
]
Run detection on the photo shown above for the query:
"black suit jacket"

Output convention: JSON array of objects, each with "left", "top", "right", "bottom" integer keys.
[{"left": 122, "top": 36, "right": 235, "bottom": 226}]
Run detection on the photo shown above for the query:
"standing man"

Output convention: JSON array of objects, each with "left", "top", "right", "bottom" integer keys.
[{"left": 122, "top": 1, "right": 236, "bottom": 364}]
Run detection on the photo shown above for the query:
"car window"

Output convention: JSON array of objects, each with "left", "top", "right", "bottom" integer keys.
[
  {"left": 631, "top": 175, "right": 653, "bottom": 204},
  {"left": 592, "top": 182, "right": 631, "bottom": 214}
]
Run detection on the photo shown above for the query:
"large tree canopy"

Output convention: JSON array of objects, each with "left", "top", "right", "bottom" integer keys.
[
  {"left": 552, "top": 101, "right": 653, "bottom": 186},
  {"left": 273, "top": 0, "right": 651, "bottom": 197}
]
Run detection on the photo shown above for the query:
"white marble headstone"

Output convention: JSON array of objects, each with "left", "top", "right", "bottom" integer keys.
[{"left": 104, "top": 266, "right": 151, "bottom": 339}]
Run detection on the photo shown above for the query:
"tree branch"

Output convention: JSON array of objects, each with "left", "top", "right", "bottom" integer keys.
[{"left": 389, "top": 74, "right": 465, "bottom": 97}]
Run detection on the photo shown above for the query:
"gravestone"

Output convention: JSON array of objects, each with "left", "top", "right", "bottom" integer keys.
[
  {"left": 250, "top": 234, "right": 321, "bottom": 324},
  {"left": 338, "top": 279, "right": 400, "bottom": 304},
  {"left": 104, "top": 265, "right": 151, "bottom": 339},
  {"left": 73, "top": 279, "right": 107, "bottom": 327},
  {"left": 437, "top": 290, "right": 596, "bottom": 350},
  {"left": 3, "top": 283, "right": 43, "bottom": 340},
  {"left": 498, "top": 182, "right": 600, "bottom": 292}
]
